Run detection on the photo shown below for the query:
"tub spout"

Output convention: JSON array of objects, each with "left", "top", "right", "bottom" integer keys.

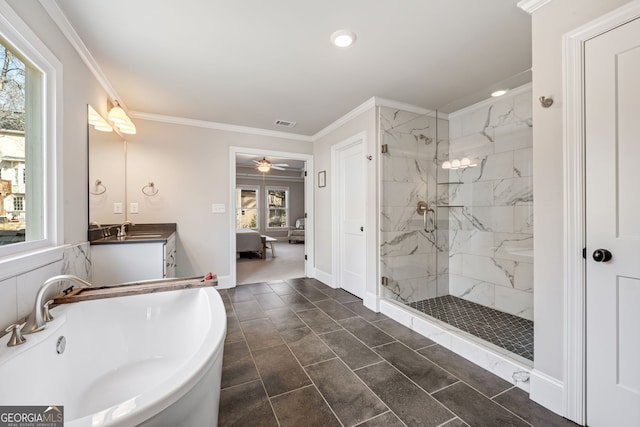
[{"left": 22, "top": 275, "right": 93, "bottom": 335}]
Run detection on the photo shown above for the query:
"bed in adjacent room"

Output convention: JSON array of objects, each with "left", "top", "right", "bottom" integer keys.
[{"left": 236, "top": 228, "right": 266, "bottom": 259}]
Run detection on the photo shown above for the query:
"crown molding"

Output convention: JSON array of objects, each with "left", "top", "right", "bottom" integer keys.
[
  {"left": 40, "top": 0, "right": 126, "bottom": 109},
  {"left": 39, "top": 0, "right": 445, "bottom": 142},
  {"left": 447, "top": 82, "right": 532, "bottom": 120},
  {"left": 129, "top": 111, "right": 313, "bottom": 142},
  {"left": 312, "top": 96, "right": 440, "bottom": 141},
  {"left": 374, "top": 97, "right": 437, "bottom": 116},
  {"left": 312, "top": 97, "right": 376, "bottom": 141},
  {"left": 517, "top": 0, "right": 553, "bottom": 14}
]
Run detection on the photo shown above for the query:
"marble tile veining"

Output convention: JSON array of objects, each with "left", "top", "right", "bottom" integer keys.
[{"left": 381, "top": 87, "right": 533, "bottom": 323}]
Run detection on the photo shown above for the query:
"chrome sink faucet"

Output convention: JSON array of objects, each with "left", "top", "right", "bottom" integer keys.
[
  {"left": 119, "top": 220, "right": 133, "bottom": 237},
  {"left": 21, "top": 275, "right": 93, "bottom": 335}
]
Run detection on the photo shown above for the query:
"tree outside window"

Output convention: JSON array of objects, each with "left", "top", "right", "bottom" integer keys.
[
  {"left": 266, "top": 187, "right": 289, "bottom": 229},
  {"left": 0, "top": 43, "right": 30, "bottom": 241},
  {"left": 236, "top": 186, "right": 259, "bottom": 229}
]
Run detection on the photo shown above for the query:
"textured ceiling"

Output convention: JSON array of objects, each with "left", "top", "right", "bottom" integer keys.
[{"left": 54, "top": 0, "right": 531, "bottom": 136}]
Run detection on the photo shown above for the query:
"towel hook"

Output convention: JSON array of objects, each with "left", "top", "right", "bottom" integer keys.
[
  {"left": 142, "top": 181, "right": 159, "bottom": 196},
  {"left": 539, "top": 96, "right": 554, "bottom": 108},
  {"left": 90, "top": 179, "right": 107, "bottom": 195}
]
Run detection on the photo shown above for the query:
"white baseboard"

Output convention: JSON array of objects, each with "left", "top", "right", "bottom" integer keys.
[
  {"left": 530, "top": 369, "right": 564, "bottom": 417},
  {"left": 313, "top": 268, "right": 334, "bottom": 288},
  {"left": 215, "top": 275, "right": 234, "bottom": 289},
  {"left": 363, "top": 292, "right": 379, "bottom": 312}
]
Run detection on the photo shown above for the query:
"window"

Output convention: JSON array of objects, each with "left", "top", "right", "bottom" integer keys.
[
  {"left": 266, "top": 187, "right": 289, "bottom": 229},
  {"left": 236, "top": 186, "right": 259, "bottom": 229},
  {"left": 13, "top": 195, "right": 23, "bottom": 211},
  {"left": 0, "top": 3, "right": 61, "bottom": 258},
  {"left": 0, "top": 39, "right": 31, "bottom": 245}
]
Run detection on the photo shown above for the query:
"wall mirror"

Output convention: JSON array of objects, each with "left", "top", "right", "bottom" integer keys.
[{"left": 87, "top": 104, "right": 126, "bottom": 226}]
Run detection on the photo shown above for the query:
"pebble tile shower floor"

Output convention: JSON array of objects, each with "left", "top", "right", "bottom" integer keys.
[
  {"left": 407, "top": 295, "right": 534, "bottom": 361},
  {"left": 218, "top": 278, "right": 575, "bottom": 427}
]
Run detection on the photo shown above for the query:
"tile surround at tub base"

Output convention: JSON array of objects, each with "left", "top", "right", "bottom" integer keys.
[{"left": 379, "top": 298, "right": 532, "bottom": 393}]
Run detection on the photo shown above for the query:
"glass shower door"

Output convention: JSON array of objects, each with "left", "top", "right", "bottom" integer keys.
[{"left": 379, "top": 107, "right": 448, "bottom": 304}]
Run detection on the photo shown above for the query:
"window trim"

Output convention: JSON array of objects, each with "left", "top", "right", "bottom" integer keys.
[
  {"left": 265, "top": 186, "right": 289, "bottom": 230},
  {"left": 0, "top": 1, "right": 63, "bottom": 260},
  {"left": 236, "top": 185, "right": 260, "bottom": 230}
]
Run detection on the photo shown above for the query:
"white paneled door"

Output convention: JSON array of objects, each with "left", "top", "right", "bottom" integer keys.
[
  {"left": 336, "top": 139, "right": 366, "bottom": 298},
  {"left": 585, "top": 17, "right": 640, "bottom": 426}
]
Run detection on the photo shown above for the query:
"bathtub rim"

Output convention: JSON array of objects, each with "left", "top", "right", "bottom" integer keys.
[
  {"left": 0, "top": 287, "right": 226, "bottom": 427},
  {"left": 75, "top": 287, "right": 226, "bottom": 427}
]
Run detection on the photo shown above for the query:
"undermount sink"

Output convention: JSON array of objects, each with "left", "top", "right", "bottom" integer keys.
[{"left": 126, "top": 234, "right": 163, "bottom": 238}]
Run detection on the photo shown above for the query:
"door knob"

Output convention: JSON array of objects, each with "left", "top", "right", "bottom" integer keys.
[
  {"left": 592, "top": 249, "right": 612, "bottom": 263},
  {"left": 360, "top": 226, "right": 364, "bottom": 232}
]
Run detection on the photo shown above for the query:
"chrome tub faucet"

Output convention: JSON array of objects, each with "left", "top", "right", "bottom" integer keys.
[{"left": 21, "top": 275, "right": 93, "bottom": 335}]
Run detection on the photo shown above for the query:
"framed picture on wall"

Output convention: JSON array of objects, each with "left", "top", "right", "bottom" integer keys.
[{"left": 318, "top": 171, "right": 326, "bottom": 188}]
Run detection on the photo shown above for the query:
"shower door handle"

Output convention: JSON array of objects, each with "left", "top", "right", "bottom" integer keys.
[
  {"left": 417, "top": 201, "right": 435, "bottom": 233},
  {"left": 425, "top": 208, "right": 435, "bottom": 233}
]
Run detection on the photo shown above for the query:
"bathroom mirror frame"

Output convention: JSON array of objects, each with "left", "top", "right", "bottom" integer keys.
[{"left": 87, "top": 104, "right": 127, "bottom": 227}]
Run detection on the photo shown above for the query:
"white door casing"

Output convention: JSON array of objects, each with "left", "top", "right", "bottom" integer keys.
[
  {"left": 332, "top": 133, "right": 366, "bottom": 298},
  {"left": 229, "top": 147, "right": 314, "bottom": 287},
  {"left": 562, "top": 3, "right": 640, "bottom": 423},
  {"left": 584, "top": 17, "right": 640, "bottom": 426}
]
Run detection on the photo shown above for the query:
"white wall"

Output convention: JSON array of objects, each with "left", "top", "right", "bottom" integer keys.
[
  {"left": 0, "top": 0, "right": 111, "bottom": 329},
  {"left": 530, "top": 0, "right": 631, "bottom": 391},
  {"left": 125, "top": 118, "right": 312, "bottom": 280},
  {"left": 313, "top": 106, "right": 377, "bottom": 302}
]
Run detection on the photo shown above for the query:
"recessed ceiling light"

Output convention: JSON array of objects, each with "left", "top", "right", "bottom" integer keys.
[
  {"left": 491, "top": 89, "right": 508, "bottom": 97},
  {"left": 331, "top": 29, "right": 356, "bottom": 48}
]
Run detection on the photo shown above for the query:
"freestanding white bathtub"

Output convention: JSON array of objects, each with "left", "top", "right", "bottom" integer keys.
[{"left": 0, "top": 287, "right": 226, "bottom": 426}]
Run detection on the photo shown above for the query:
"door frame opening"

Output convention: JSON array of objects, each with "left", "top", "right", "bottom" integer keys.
[{"left": 229, "top": 146, "right": 314, "bottom": 286}]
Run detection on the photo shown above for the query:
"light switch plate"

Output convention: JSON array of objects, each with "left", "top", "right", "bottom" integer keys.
[
  {"left": 212, "top": 203, "right": 225, "bottom": 213},
  {"left": 113, "top": 202, "right": 123, "bottom": 214},
  {"left": 130, "top": 202, "right": 139, "bottom": 214}
]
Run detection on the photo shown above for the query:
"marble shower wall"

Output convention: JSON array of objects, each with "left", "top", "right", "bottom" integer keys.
[
  {"left": 380, "top": 107, "right": 449, "bottom": 303},
  {"left": 442, "top": 86, "right": 533, "bottom": 320}
]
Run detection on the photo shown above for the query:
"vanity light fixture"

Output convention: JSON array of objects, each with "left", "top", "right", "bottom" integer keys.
[
  {"left": 491, "top": 89, "right": 508, "bottom": 97},
  {"left": 108, "top": 101, "right": 137, "bottom": 135},
  {"left": 330, "top": 29, "right": 357, "bottom": 48},
  {"left": 87, "top": 105, "right": 113, "bottom": 132}
]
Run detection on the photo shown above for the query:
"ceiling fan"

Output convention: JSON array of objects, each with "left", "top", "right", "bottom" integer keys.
[{"left": 253, "top": 157, "right": 289, "bottom": 172}]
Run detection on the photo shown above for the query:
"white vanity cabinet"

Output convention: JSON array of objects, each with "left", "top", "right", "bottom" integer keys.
[{"left": 91, "top": 233, "right": 177, "bottom": 285}]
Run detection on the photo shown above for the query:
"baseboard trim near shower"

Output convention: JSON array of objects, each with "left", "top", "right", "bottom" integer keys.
[
  {"left": 312, "top": 268, "right": 335, "bottom": 288},
  {"left": 379, "top": 299, "right": 533, "bottom": 393},
  {"left": 529, "top": 369, "right": 564, "bottom": 417}
]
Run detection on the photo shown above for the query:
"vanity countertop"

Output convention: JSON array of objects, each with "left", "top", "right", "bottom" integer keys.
[{"left": 89, "top": 223, "right": 176, "bottom": 245}]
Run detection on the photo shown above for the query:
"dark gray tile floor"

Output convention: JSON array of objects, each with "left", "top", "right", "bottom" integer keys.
[
  {"left": 408, "top": 295, "right": 534, "bottom": 361},
  {"left": 219, "top": 278, "right": 576, "bottom": 427}
]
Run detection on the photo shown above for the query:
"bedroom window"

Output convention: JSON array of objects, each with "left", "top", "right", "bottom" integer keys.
[
  {"left": 266, "top": 186, "right": 288, "bottom": 229},
  {"left": 236, "top": 186, "right": 259, "bottom": 229}
]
